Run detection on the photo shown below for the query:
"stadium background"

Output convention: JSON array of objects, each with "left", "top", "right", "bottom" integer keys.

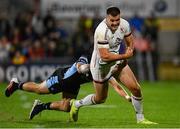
[
  {"left": 0, "top": 0, "right": 180, "bottom": 128},
  {"left": 0, "top": 0, "right": 180, "bottom": 82}
]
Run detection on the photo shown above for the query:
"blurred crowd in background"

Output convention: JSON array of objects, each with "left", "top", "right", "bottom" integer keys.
[
  {"left": 0, "top": 10, "right": 98, "bottom": 64},
  {"left": 0, "top": 9, "right": 160, "bottom": 81},
  {"left": 0, "top": 9, "right": 159, "bottom": 64},
  {"left": 1, "top": 0, "right": 180, "bottom": 81}
]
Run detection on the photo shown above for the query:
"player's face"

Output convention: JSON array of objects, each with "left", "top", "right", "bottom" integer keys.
[{"left": 106, "top": 14, "right": 120, "bottom": 32}]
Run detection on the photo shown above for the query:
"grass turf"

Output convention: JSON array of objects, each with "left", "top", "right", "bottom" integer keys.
[{"left": 0, "top": 81, "right": 180, "bottom": 128}]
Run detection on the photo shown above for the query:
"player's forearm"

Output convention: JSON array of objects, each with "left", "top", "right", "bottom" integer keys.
[
  {"left": 100, "top": 52, "right": 130, "bottom": 62},
  {"left": 125, "top": 34, "right": 134, "bottom": 50}
]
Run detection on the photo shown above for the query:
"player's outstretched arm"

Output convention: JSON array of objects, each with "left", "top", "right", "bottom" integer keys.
[
  {"left": 108, "top": 77, "right": 131, "bottom": 102},
  {"left": 76, "top": 63, "right": 90, "bottom": 74}
]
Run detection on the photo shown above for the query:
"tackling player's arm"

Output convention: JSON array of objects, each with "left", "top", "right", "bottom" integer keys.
[
  {"left": 76, "top": 56, "right": 90, "bottom": 74},
  {"left": 76, "top": 63, "right": 90, "bottom": 74},
  {"left": 108, "top": 77, "right": 131, "bottom": 102}
]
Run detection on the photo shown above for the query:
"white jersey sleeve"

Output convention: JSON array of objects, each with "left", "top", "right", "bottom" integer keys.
[
  {"left": 95, "top": 21, "right": 109, "bottom": 49},
  {"left": 121, "top": 19, "right": 131, "bottom": 36}
]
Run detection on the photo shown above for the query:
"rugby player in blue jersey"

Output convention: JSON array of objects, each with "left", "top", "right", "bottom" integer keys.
[{"left": 5, "top": 55, "right": 131, "bottom": 120}]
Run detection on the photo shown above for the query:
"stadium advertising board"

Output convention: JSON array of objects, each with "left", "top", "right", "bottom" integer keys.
[
  {"left": 41, "top": 0, "right": 178, "bottom": 18},
  {"left": 0, "top": 64, "right": 67, "bottom": 82},
  {"left": 159, "top": 18, "right": 180, "bottom": 31}
]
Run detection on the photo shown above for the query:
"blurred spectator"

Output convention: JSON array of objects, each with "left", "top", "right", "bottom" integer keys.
[
  {"left": 0, "top": 12, "right": 11, "bottom": 38},
  {"left": 10, "top": 27, "right": 22, "bottom": 45},
  {"left": 14, "top": 12, "right": 30, "bottom": 35},
  {"left": 32, "top": 12, "right": 44, "bottom": 35},
  {"left": 55, "top": 21, "right": 68, "bottom": 40},
  {"left": 46, "top": 40, "right": 58, "bottom": 57},
  {"left": 174, "top": 33, "right": 180, "bottom": 65},
  {"left": 21, "top": 40, "right": 31, "bottom": 59},
  {"left": 92, "top": 11, "right": 102, "bottom": 32},
  {"left": 77, "top": 14, "right": 87, "bottom": 34},
  {"left": 71, "top": 14, "right": 93, "bottom": 58},
  {"left": 143, "top": 11, "right": 160, "bottom": 80},
  {"left": 23, "top": 25, "right": 37, "bottom": 41},
  {"left": 0, "top": 35, "right": 11, "bottom": 62},
  {"left": 12, "top": 50, "right": 26, "bottom": 65},
  {"left": 29, "top": 39, "right": 45, "bottom": 60},
  {"left": 9, "top": 28, "right": 22, "bottom": 58},
  {"left": 43, "top": 11, "right": 56, "bottom": 35},
  {"left": 57, "top": 38, "right": 69, "bottom": 57},
  {"left": 129, "top": 12, "right": 145, "bottom": 36},
  {"left": 143, "top": 11, "right": 159, "bottom": 50}
]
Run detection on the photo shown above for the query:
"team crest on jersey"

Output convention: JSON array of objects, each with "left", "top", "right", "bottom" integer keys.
[
  {"left": 116, "top": 38, "right": 121, "bottom": 43},
  {"left": 115, "top": 38, "right": 121, "bottom": 47},
  {"left": 109, "top": 37, "right": 121, "bottom": 49}
]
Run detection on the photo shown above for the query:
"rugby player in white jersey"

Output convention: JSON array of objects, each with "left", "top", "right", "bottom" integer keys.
[{"left": 70, "top": 6, "right": 157, "bottom": 124}]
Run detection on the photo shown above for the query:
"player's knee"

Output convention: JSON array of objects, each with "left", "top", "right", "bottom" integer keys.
[{"left": 131, "top": 86, "right": 142, "bottom": 97}]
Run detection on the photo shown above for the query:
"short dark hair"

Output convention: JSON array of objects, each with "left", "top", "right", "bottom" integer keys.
[{"left": 106, "top": 6, "right": 120, "bottom": 16}]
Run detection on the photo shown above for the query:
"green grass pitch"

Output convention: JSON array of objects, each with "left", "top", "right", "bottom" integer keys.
[{"left": 0, "top": 81, "right": 180, "bottom": 128}]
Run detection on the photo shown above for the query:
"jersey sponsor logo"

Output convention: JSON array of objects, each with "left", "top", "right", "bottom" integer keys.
[
  {"left": 47, "top": 76, "right": 59, "bottom": 86},
  {"left": 115, "top": 38, "right": 121, "bottom": 44}
]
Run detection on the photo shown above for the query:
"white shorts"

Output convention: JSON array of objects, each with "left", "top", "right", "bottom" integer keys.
[{"left": 90, "top": 61, "right": 124, "bottom": 83}]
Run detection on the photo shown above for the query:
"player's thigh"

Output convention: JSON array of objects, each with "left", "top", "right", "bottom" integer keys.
[
  {"left": 119, "top": 65, "right": 140, "bottom": 91},
  {"left": 38, "top": 81, "right": 50, "bottom": 94},
  {"left": 93, "top": 81, "right": 108, "bottom": 101}
]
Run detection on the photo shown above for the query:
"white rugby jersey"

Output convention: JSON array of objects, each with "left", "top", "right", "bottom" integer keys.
[{"left": 90, "top": 18, "right": 131, "bottom": 68}]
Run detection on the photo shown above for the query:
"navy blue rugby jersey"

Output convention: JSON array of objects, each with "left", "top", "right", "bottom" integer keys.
[{"left": 62, "top": 56, "right": 93, "bottom": 88}]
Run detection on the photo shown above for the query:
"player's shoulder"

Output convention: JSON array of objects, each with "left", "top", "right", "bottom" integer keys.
[
  {"left": 120, "top": 18, "right": 130, "bottom": 27},
  {"left": 95, "top": 19, "right": 108, "bottom": 33}
]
